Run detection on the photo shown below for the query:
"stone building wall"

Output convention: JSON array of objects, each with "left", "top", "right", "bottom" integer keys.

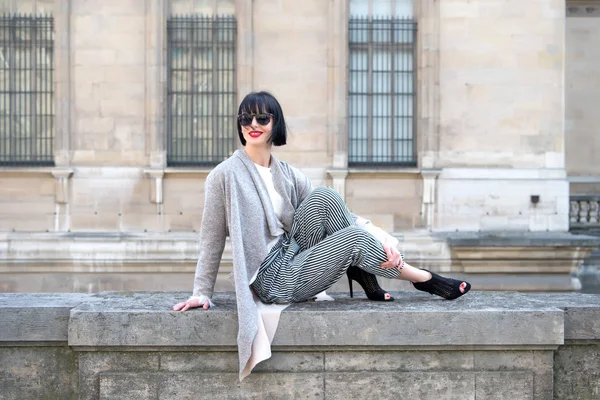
[
  {"left": 565, "top": 2, "right": 600, "bottom": 195},
  {"left": 0, "top": 0, "right": 598, "bottom": 293}
]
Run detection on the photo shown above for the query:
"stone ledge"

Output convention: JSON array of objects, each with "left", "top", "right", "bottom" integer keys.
[
  {"left": 65, "top": 291, "right": 563, "bottom": 348},
  {"left": 3, "top": 291, "right": 600, "bottom": 347},
  {"left": 0, "top": 293, "right": 92, "bottom": 342},
  {"left": 442, "top": 232, "right": 600, "bottom": 276},
  {"left": 527, "top": 293, "right": 600, "bottom": 340},
  {"left": 443, "top": 231, "right": 600, "bottom": 247}
]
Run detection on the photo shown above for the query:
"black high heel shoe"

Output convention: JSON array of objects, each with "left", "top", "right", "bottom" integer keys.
[
  {"left": 346, "top": 266, "right": 394, "bottom": 302},
  {"left": 412, "top": 269, "right": 471, "bottom": 300}
]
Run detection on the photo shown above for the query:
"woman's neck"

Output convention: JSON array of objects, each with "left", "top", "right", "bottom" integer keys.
[{"left": 244, "top": 146, "right": 271, "bottom": 168}]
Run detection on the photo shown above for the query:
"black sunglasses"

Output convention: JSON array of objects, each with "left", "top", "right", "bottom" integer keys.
[{"left": 237, "top": 113, "right": 273, "bottom": 127}]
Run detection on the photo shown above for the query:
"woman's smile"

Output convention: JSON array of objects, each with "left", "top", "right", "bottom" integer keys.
[{"left": 248, "top": 130, "right": 263, "bottom": 138}]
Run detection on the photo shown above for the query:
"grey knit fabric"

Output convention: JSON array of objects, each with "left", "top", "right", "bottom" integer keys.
[{"left": 192, "top": 149, "right": 313, "bottom": 380}]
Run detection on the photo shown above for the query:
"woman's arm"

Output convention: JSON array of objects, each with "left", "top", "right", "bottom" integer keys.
[
  {"left": 355, "top": 216, "right": 403, "bottom": 269},
  {"left": 173, "top": 171, "right": 228, "bottom": 311},
  {"left": 354, "top": 216, "right": 399, "bottom": 248}
]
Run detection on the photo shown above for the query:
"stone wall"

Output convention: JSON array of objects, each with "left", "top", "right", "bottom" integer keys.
[
  {"left": 0, "top": 0, "right": 598, "bottom": 293},
  {"left": 0, "top": 0, "right": 586, "bottom": 235},
  {"left": 1, "top": 292, "right": 600, "bottom": 399},
  {"left": 434, "top": 0, "right": 569, "bottom": 232},
  {"left": 565, "top": 4, "right": 600, "bottom": 191}
]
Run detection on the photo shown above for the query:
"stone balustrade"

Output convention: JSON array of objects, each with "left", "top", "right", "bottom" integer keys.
[
  {"left": 570, "top": 195, "right": 600, "bottom": 230},
  {"left": 1, "top": 291, "right": 600, "bottom": 399}
]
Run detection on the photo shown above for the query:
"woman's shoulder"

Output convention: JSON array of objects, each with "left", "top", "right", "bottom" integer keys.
[
  {"left": 274, "top": 158, "right": 306, "bottom": 181},
  {"left": 207, "top": 153, "right": 243, "bottom": 178}
]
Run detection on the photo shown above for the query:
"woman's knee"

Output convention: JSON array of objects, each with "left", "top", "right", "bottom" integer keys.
[
  {"left": 342, "top": 226, "right": 371, "bottom": 241},
  {"left": 308, "top": 186, "right": 344, "bottom": 206}
]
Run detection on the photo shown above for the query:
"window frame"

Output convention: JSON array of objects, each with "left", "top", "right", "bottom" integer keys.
[
  {"left": 0, "top": 12, "right": 55, "bottom": 167},
  {"left": 347, "top": 1, "right": 418, "bottom": 168},
  {"left": 165, "top": 13, "right": 237, "bottom": 167}
]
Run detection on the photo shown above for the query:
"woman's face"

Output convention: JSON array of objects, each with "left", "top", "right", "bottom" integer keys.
[{"left": 239, "top": 112, "right": 273, "bottom": 148}]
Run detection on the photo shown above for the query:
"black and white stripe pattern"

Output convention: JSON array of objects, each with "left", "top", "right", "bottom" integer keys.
[{"left": 251, "top": 187, "right": 402, "bottom": 303}]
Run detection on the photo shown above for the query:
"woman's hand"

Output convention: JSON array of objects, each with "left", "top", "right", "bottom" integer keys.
[
  {"left": 381, "top": 243, "right": 403, "bottom": 270},
  {"left": 172, "top": 298, "right": 211, "bottom": 312}
]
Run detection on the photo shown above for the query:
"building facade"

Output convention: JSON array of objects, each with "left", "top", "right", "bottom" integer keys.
[{"left": 0, "top": 0, "right": 598, "bottom": 293}]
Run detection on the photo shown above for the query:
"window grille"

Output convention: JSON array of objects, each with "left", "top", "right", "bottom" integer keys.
[
  {"left": 348, "top": 16, "right": 417, "bottom": 166},
  {"left": 0, "top": 13, "right": 54, "bottom": 166},
  {"left": 167, "top": 15, "right": 237, "bottom": 166}
]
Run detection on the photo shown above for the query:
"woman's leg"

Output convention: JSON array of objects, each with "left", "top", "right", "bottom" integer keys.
[
  {"left": 289, "top": 186, "right": 355, "bottom": 251},
  {"left": 254, "top": 187, "right": 470, "bottom": 302},
  {"left": 286, "top": 226, "right": 400, "bottom": 303},
  {"left": 286, "top": 187, "right": 395, "bottom": 301}
]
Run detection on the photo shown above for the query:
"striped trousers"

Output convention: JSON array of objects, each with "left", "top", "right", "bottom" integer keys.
[{"left": 251, "top": 187, "right": 402, "bottom": 303}]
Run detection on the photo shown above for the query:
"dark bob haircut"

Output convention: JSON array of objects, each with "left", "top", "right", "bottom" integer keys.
[{"left": 237, "top": 91, "right": 287, "bottom": 147}]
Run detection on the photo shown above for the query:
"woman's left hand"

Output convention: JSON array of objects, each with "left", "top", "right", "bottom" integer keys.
[{"left": 381, "top": 243, "right": 403, "bottom": 269}]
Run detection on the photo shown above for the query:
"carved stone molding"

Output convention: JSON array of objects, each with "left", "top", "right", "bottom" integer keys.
[
  {"left": 567, "top": 2, "right": 600, "bottom": 17},
  {"left": 420, "top": 169, "right": 441, "bottom": 231},
  {"left": 50, "top": 168, "right": 74, "bottom": 204},
  {"left": 326, "top": 168, "right": 349, "bottom": 201},
  {"left": 143, "top": 169, "right": 165, "bottom": 204}
]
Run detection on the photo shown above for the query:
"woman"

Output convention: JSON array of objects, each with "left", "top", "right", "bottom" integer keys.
[{"left": 173, "top": 91, "right": 470, "bottom": 380}]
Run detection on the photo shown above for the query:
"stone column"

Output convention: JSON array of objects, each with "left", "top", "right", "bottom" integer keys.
[
  {"left": 326, "top": 0, "right": 349, "bottom": 199},
  {"left": 54, "top": 0, "right": 72, "bottom": 167},
  {"left": 146, "top": 0, "right": 168, "bottom": 168},
  {"left": 236, "top": 0, "right": 253, "bottom": 107},
  {"left": 416, "top": 0, "right": 441, "bottom": 170}
]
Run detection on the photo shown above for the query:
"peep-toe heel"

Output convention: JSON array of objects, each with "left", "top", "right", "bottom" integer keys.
[
  {"left": 412, "top": 269, "right": 471, "bottom": 300},
  {"left": 346, "top": 266, "right": 394, "bottom": 302}
]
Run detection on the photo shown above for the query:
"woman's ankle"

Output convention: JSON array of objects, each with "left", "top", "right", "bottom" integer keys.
[{"left": 413, "top": 270, "right": 432, "bottom": 283}]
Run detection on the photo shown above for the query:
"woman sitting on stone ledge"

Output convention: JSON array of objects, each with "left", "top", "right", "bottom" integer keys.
[{"left": 173, "top": 91, "right": 471, "bottom": 380}]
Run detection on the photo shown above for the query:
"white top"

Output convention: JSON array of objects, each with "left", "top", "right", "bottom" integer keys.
[{"left": 254, "top": 163, "right": 285, "bottom": 243}]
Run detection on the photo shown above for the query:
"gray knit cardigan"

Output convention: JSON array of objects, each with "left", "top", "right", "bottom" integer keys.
[{"left": 192, "top": 149, "right": 313, "bottom": 380}]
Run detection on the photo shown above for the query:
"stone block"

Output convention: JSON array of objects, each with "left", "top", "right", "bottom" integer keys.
[
  {"left": 553, "top": 344, "right": 600, "bottom": 400},
  {"left": 324, "top": 371, "right": 532, "bottom": 400},
  {"left": 102, "top": 65, "right": 146, "bottom": 86},
  {"left": 99, "top": 374, "right": 157, "bottom": 400},
  {"left": 70, "top": 212, "right": 121, "bottom": 232},
  {"left": 0, "top": 215, "right": 55, "bottom": 232},
  {"left": 75, "top": 116, "right": 115, "bottom": 135},
  {"left": 166, "top": 213, "right": 201, "bottom": 232},
  {"left": 72, "top": 16, "right": 104, "bottom": 46},
  {"left": 475, "top": 372, "right": 533, "bottom": 399},
  {"left": 526, "top": 293, "right": 600, "bottom": 340},
  {"left": 325, "top": 351, "right": 473, "bottom": 372},
  {"left": 99, "top": 372, "right": 324, "bottom": 399},
  {"left": 70, "top": 150, "right": 148, "bottom": 166},
  {"left": 72, "top": 0, "right": 144, "bottom": 16},
  {"left": 100, "top": 97, "right": 145, "bottom": 118},
  {"left": 158, "top": 351, "right": 324, "bottom": 373},
  {"left": 119, "top": 213, "right": 167, "bottom": 232},
  {"left": 75, "top": 49, "right": 117, "bottom": 66},
  {"left": 0, "top": 347, "right": 78, "bottom": 400},
  {"left": 68, "top": 292, "right": 564, "bottom": 348},
  {"left": 0, "top": 293, "right": 91, "bottom": 341},
  {"left": 99, "top": 82, "right": 145, "bottom": 100},
  {"left": 447, "top": 232, "right": 599, "bottom": 274},
  {"left": 0, "top": 176, "right": 55, "bottom": 197},
  {"left": 472, "top": 350, "right": 554, "bottom": 400},
  {"left": 79, "top": 352, "right": 159, "bottom": 400},
  {"left": 0, "top": 200, "right": 56, "bottom": 215}
]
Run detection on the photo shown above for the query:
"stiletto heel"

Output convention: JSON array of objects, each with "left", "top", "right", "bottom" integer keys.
[
  {"left": 412, "top": 269, "right": 471, "bottom": 300},
  {"left": 346, "top": 266, "right": 394, "bottom": 302},
  {"left": 348, "top": 275, "right": 354, "bottom": 298}
]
